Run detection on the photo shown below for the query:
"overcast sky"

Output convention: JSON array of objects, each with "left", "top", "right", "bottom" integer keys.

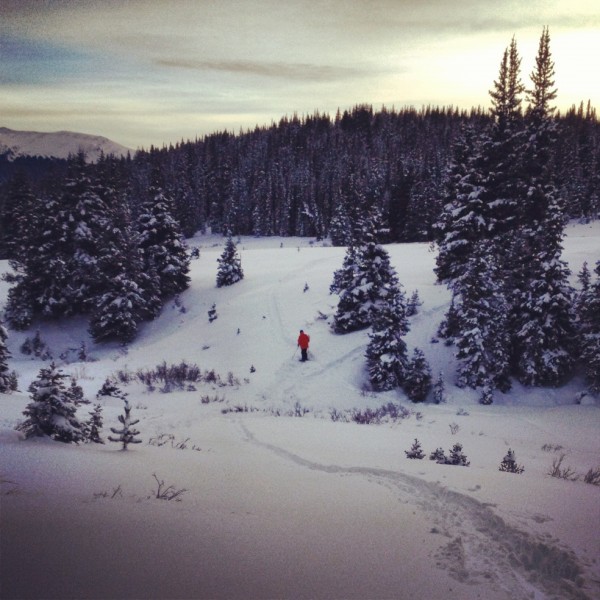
[{"left": 1, "top": 0, "right": 599, "bottom": 150}]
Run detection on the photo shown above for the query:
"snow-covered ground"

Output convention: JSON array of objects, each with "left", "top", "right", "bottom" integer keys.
[{"left": 1, "top": 222, "right": 599, "bottom": 600}]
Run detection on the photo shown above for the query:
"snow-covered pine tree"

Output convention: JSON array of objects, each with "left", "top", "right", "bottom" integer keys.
[
  {"left": 328, "top": 201, "right": 352, "bottom": 246},
  {"left": 96, "top": 378, "right": 127, "bottom": 400},
  {"left": 0, "top": 171, "right": 37, "bottom": 260},
  {"left": 0, "top": 320, "right": 17, "bottom": 393},
  {"left": 403, "top": 347, "right": 432, "bottom": 402},
  {"left": 85, "top": 404, "right": 105, "bottom": 444},
  {"left": 332, "top": 210, "right": 400, "bottom": 333},
  {"left": 436, "top": 292, "right": 460, "bottom": 344},
  {"left": 454, "top": 243, "right": 511, "bottom": 394},
  {"left": 508, "top": 28, "right": 576, "bottom": 386},
  {"left": 406, "top": 290, "right": 422, "bottom": 317},
  {"left": 59, "top": 152, "right": 113, "bottom": 314},
  {"left": 136, "top": 175, "right": 190, "bottom": 299},
  {"left": 499, "top": 448, "right": 524, "bottom": 473},
  {"left": 216, "top": 232, "right": 244, "bottom": 287},
  {"left": 330, "top": 243, "right": 358, "bottom": 295},
  {"left": 108, "top": 397, "right": 142, "bottom": 450},
  {"left": 365, "top": 287, "right": 409, "bottom": 391},
  {"left": 89, "top": 200, "right": 160, "bottom": 343},
  {"left": 17, "top": 363, "right": 85, "bottom": 443},
  {"left": 208, "top": 303, "right": 218, "bottom": 323},
  {"left": 89, "top": 275, "right": 148, "bottom": 343},
  {"left": 434, "top": 124, "right": 484, "bottom": 284},
  {"left": 405, "top": 438, "right": 425, "bottom": 459},
  {"left": 432, "top": 372, "right": 446, "bottom": 404},
  {"left": 579, "top": 260, "right": 600, "bottom": 393},
  {"left": 5, "top": 193, "right": 67, "bottom": 328},
  {"left": 445, "top": 443, "right": 470, "bottom": 466}
]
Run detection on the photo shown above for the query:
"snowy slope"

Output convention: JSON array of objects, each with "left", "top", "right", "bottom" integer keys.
[
  {"left": 1, "top": 222, "right": 599, "bottom": 600},
  {"left": 0, "top": 127, "right": 131, "bottom": 162}
]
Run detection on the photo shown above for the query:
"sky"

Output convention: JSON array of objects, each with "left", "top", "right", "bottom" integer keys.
[{"left": 1, "top": 0, "right": 599, "bottom": 150}]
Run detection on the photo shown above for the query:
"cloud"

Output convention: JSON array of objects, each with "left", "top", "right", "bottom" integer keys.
[{"left": 155, "top": 58, "right": 379, "bottom": 82}]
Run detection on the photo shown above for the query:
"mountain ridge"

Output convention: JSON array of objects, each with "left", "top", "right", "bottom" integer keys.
[{"left": 0, "top": 127, "right": 132, "bottom": 163}]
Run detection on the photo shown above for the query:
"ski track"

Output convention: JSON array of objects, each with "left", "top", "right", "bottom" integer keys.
[{"left": 239, "top": 421, "right": 596, "bottom": 600}]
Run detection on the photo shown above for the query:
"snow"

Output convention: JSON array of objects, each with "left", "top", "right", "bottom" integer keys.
[
  {"left": 0, "top": 127, "right": 131, "bottom": 162},
  {"left": 1, "top": 223, "right": 600, "bottom": 599}
]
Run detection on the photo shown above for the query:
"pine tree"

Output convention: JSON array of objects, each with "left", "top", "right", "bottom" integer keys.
[
  {"left": 89, "top": 276, "right": 148, "bottom": 343},
  {"left": 432, "top": 372, "right": 446, "bottom": 404},
  {"left": 85, "top": 404, "right": 105, "bottom": 444},
  {"left": 0, "top": 321, "right": 18, "bottom": 393},
  {"left": 108, "top": 397, "right": 142, "bottom": 450},
  {"left": 216, "top": 233, "right": 244, "bottom": 287},
  {"left": 365, "top": 288, "right": 409, "bottom": 391},
  {"left": 403, "top": 348, "right": 432, "bottom": 402},
  {"left": 499, "top": 448, "right": 524, "bottom": 473},
  {"left": 579, "top": 261, "right": 600, "bottom": 392},
  {"left": 5, "top": 194, "right": 67, "bottom": 328},
  {"left": 89, "top": 201, "right": 159, "bottom": 342},
  {"left": 445, "top": 443, "right": 470, "bottom": 466},
  {"left": 406, "top": 290, "right": 422, "bottom": 317},
  {"left": 330, "top": 244, "right": 358, "bottom": 295},
  {"left": 0, "top": 172, "right": 37, "bottom": 260},
  {"left": 405, "top": 438, "right": 425, "bottom": 459},
  {"left": 17, "top": 363, "right": 86, "bottom": 443},
  {"left": 434, "top": 124, "right": 484, "bottom": 284},
  {"left": 208, "top": 303, "right": 218, "bottom": 323},
  {"left": 454, "top": 244, "right": 511, "bottom": 393},
  {"left": 509, "top": 29, "right": 576, "bottom": 386},
  {"left": 136, "top": 177, "right": 190, "bottom": 299},
  {"left": 332, "top": 211, "right": 400, "bottom": 333}
]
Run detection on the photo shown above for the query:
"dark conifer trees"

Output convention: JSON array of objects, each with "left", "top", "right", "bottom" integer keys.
[{"left": 216, "top": 233, "right": 244, "bottom": 287}]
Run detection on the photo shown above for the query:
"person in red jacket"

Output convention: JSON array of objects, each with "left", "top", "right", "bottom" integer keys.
[{"left": 297, "top": 329, "right": 310, "bottom": 362}]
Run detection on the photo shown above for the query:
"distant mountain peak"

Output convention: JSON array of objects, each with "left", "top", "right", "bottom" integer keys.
[{"left": 0, "top": 127, "right": 132, "bottom": 162}]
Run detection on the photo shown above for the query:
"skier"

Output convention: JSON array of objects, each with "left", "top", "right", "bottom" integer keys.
[{"left": 297, "top": 329, "right": 310, "bottom": 362}]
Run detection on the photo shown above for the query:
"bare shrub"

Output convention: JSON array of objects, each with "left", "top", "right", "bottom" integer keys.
[
  {"left": 351, "top": 402, "right": 411, "bottom": 425},
  {"left": 148, "top": 434, "right": 201, "bottom": 451},
  {"left": 150, "top": 473, "right": 187, "bottom": 501},
  {"left": 547, "top": 454, "right": 579, "bottom": 481},
  {"left": 583, "top": 467, "right": 600, "bottom": 486},
  {"left": 93, "top": 485, "right": 123, "bottom": 500},
  {"left": 449, "top": 422, "right": 459, "bottom": 435}
]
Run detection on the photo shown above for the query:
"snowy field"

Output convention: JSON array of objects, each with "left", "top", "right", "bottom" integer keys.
[{"left": 1, "top": 222, "right": 599, "bottom": 600}]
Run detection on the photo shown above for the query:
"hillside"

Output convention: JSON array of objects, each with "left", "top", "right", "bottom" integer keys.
[
  {"left": 0, "top": 127, "right": 131, "bottom": 162},
  {"left": 1, "top": 222, "right": 599, "bottom": 599}
]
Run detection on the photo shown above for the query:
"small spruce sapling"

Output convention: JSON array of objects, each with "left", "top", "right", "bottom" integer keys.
[
  {"left": 405, "top": 438, "right": 425, "bottom": 459},
  {"left": 17, "top": 362, "right": 86, "bottom": 443},
  {"left": 430, "top": 447, "right": 446, "bottom": 463},
  {"left": 406, "top": 290, "right": 423, "bottom": 317},
  {"left": 108, "top": 397, "right": 142, "bottom": 450},
  {"left": 208, "top": 303, "right": 218, "bottom": 323},
  {"left": 433, "top": 372, "right": 446, "bottom": 404},
  {"left": 85, "top": 404, "right": 105, "bottom": 444},
  {"left": 499, "top": 448, "right": 524, "bottom": 474},
  {"left": 446, "top": 443, "right": 470, "bottom": 466},
  {"left": 404, "top": 348, "right": 432, "bottom": 402}
]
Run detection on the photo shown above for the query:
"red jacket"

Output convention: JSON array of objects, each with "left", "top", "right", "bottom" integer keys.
[{"left": 297, "top": 332, "right": 310, "bottom": 350}]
